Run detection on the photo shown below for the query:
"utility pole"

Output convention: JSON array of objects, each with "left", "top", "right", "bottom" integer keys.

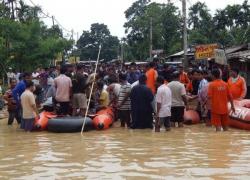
[
  {"left": 10, "top": 0, "right": 15, "bottom": 20},
  {"left": 51, "top": 16, "right": 56, "bottom": 66},
  {"left": 52, "top": 16, "right": 55, "bottom": 26},
  {"left": 5, "top": 0, "right": 15, "bottom": 20},
  {"left": 149, "top": 17, "right": 153, "bottom": 60},
  {"left": 121, "top": 41, "right": 124, "bottom": 64},
  {"left": 62, "top": 50, "right": 66, "bottom": 65},
  {"left": 76, "top": 32, "right": 79, "bottom": 41},
  {"left": 71, "top": 29, "right": 76, "bottom": 63},
  {"left": 182, "top": 0, "right": 188, "bottom": 69},
  {"left": 71, "top": 29, "right": 74, "bottom": 41}
]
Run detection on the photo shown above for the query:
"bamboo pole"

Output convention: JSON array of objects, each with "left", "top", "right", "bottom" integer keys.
[{"left": 81, "top": 45, "right": 102, "bottom": 134}]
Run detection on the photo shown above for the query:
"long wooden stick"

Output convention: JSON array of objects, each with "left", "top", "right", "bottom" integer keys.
[{"left": 81, "top": 45, "right": 102, "bottom": 134}]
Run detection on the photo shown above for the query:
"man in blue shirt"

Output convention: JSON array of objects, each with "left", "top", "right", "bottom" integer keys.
[
  {"left": 12, "top": 72, "right": 32, "bottom": 128},
  {"left": 127, "top": 62, "right": 141, "bottom": 84}
]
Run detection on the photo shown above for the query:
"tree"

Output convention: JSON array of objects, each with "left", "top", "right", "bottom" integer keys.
[
  {"left": 16, "top": 0, "right": 40, "bottom": 22},
  {"left": 43, "top": 25, "right": 63, "bottom": 38},
  {"left": 161, "top": 3, "right": 182, "bottom": 55},
  {"left": 124, "top": 0, "right": 151, "bottom": 32},
  {"left": 188, "top": 0, "right": 250, "bottom": 47},
  {"left": 124, "top": 1, "right": 182, "bottom": 60},
  {"left": 188, "top": 2, "right": 212, "bottom": 30},
  {"left": 124, "top": 0, "right": 151, "bottom": 60},
  {"left": 77, "top": 23, "right": 119, "bottom": 61},
  {"left": 123, "top": 0, "right": 249, "bottom": 61},
  {"left": 213, "top": 0, "right": 250, "bottom": 46},
  {"left": 0, "top": 2, "right": 11, "bottom": 18},
  {"left": 0, "top": 0, "right": 73, "bottom": 73},
  {"left": 188, "top": 2, "right": 213, "bottom": 45}
]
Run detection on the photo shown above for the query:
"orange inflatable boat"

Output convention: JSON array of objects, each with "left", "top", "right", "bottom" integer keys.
[
  {"left": 34, "top": 111, "right": 57, "bottom": 131},
  {"left": 229, "top": 100, "right": 250, "bottom": 130},
  {"left": 184, "top": 110, "right": 200, "bottom": 125},
  {"left": 93, "top": 107, "right": 114, "bottom": 130}
]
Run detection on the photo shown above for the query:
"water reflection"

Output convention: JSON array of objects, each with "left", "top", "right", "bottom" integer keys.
[{"left": 0, "top": 120, "right": 250, "bottom": 179}]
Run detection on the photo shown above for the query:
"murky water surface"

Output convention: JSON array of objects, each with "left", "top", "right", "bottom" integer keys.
[{"left": 0, "top": 119, "right": 250, "bottom": 180}]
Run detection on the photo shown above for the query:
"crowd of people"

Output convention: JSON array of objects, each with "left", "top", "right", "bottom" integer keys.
[{"left": 1, "top": 60, "right": 247, "bottom": 132}]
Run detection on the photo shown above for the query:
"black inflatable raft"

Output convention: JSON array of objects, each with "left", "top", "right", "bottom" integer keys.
[{"left": 48, "top": 117, "right": 93, "bottom": 133}]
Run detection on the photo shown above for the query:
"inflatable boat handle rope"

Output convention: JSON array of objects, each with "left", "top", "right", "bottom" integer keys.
[{"left": 81, "top": 45, "right": 102, "bottom": 135}]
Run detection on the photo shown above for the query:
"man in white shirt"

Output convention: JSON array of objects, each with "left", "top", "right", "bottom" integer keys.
[
  {"left": 32, "top": 68, "right": 40, "bottom": 85},
  {"left": 168, "top": 71, "right": 189, "bottom": 128},
  {"left": 155, "top": 76, "right": 172, "bottom": 132}
]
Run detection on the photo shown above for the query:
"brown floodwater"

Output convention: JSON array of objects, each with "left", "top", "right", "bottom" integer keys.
[{"left": 0, "top": 119, "right": 250, "bottom": 180}]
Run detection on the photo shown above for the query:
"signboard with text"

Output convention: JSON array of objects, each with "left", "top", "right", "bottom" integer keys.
[
  {"left": 195, "top": 44, "right": 219, "bottom": 60},
  {"left": 214, "top": 49, "right": 227, "bottom": 65}
]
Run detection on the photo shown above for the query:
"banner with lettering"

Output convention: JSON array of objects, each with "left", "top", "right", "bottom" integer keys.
[{"left": 195, "top": 44, "right": 219, "bottom": 60}]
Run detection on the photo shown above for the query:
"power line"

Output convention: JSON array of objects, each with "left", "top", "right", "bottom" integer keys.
[
  {"left": 27, "top": 0, "right": 51, "bottom": 18},
  {"left": 167, "top": 0, "right": 181, "bottom": 5},
  {"left": 54, "top": 18, "right": 72, "bottom": 33},
  {"left": 24, "top": 0, "right": 77, "bottom": 36}
]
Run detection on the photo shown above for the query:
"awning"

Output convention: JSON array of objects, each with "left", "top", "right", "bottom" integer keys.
[{"left": 227, "top": 50, "right": 250, "bottom": 60}]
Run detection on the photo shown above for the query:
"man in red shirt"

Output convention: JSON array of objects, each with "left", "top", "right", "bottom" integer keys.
[{"left": 208, "top": 68, "right": 235, "bottom": 132}]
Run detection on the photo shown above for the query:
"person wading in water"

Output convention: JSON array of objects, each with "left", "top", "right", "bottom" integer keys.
[
  {"left": 20, "top": 81, "right": 39, "bottom": 132},
  {"left": 208, "top": 68, "right": 235, "bottom": 132},
  {"left": 155, "top": 76, "right": 172, "bottom": 132},
  {"left": 130, "top": 75, "right": 154, "bottom": 129},
  {"left": 168, "top": 71, "right": 189, "bottom": 128}
]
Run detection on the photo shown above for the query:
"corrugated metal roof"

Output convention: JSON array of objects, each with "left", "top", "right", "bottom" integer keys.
[
  {"left": 226, "top": 44, "right": 248, "bottom": 54},
  {"left": 167, "top": 44, "right": 249, "bottom": 59},
  {"left": 167, "top": 48, "right": 194, "bottom": 58},
  {"left": 227, "top": 50, "right": 250, "bottom": 59}
]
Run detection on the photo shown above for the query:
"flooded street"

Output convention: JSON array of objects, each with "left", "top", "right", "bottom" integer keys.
[{"left": 0, "top": 120, "right": 250, "bottom": 180}]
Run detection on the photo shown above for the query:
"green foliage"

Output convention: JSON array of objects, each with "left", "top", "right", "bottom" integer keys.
[
  {"left": 124, "top": 0, "right": 250, "bottom": 60},
  {"left": 188, "top": 2, "right": 214, "bottom": 45},
  {"left": 188, "top": 2, "right": 212, "bottom": 30},
  {"left": 190, "top": 0, "right": 250, "bottom": 47},
  {"left": 124, "top": 1, "right": 182, "bottom": 60},
  {"left": 77, "top": 23, "right": 120, "bottom": 61},
  {"left": 161, "top": 3, "right": 182, "bottom": 55},
  {"left": 0, "top": 0, "right": 73, "bottom": 73}
]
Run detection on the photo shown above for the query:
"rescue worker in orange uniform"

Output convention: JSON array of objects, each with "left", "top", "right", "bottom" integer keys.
[
  {"left": 146, "top": 62, "right": 158, "bottom": 95},
  {"left": 179, "top": 65, "right": 190, "bottom": 88},
  {"left": 227, "top": 68, "right": 247, "bottom": 100},
  {"left": 208, "top": 68, "right": 235, "bottom": 132}
]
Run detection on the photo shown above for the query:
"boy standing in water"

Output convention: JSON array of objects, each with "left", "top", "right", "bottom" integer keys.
[
  {"left": 117, "top": 73, "right": 131, "bottom": 128},
  {"left": 208, "top": 69, "right": 235, "bottom": 132},
  {"left": 21, "top": 81, "right": 39, "bottom": 132},
  {"left": 155, "top": 76, "right": 172, "bottom": 132}
]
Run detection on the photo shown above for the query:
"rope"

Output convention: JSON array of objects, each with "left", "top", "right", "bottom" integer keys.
[{"left": 81, "top": 45, "right": 102, "bottom": 134}]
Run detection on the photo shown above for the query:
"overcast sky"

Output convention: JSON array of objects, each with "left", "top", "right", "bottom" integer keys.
[{"left": 24, "top": 0, "right": 245, "bottom": 39}]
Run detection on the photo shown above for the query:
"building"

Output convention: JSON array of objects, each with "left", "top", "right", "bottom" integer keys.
[{"left": 167, "top": 44, "right": 250, "bottom": 97}]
